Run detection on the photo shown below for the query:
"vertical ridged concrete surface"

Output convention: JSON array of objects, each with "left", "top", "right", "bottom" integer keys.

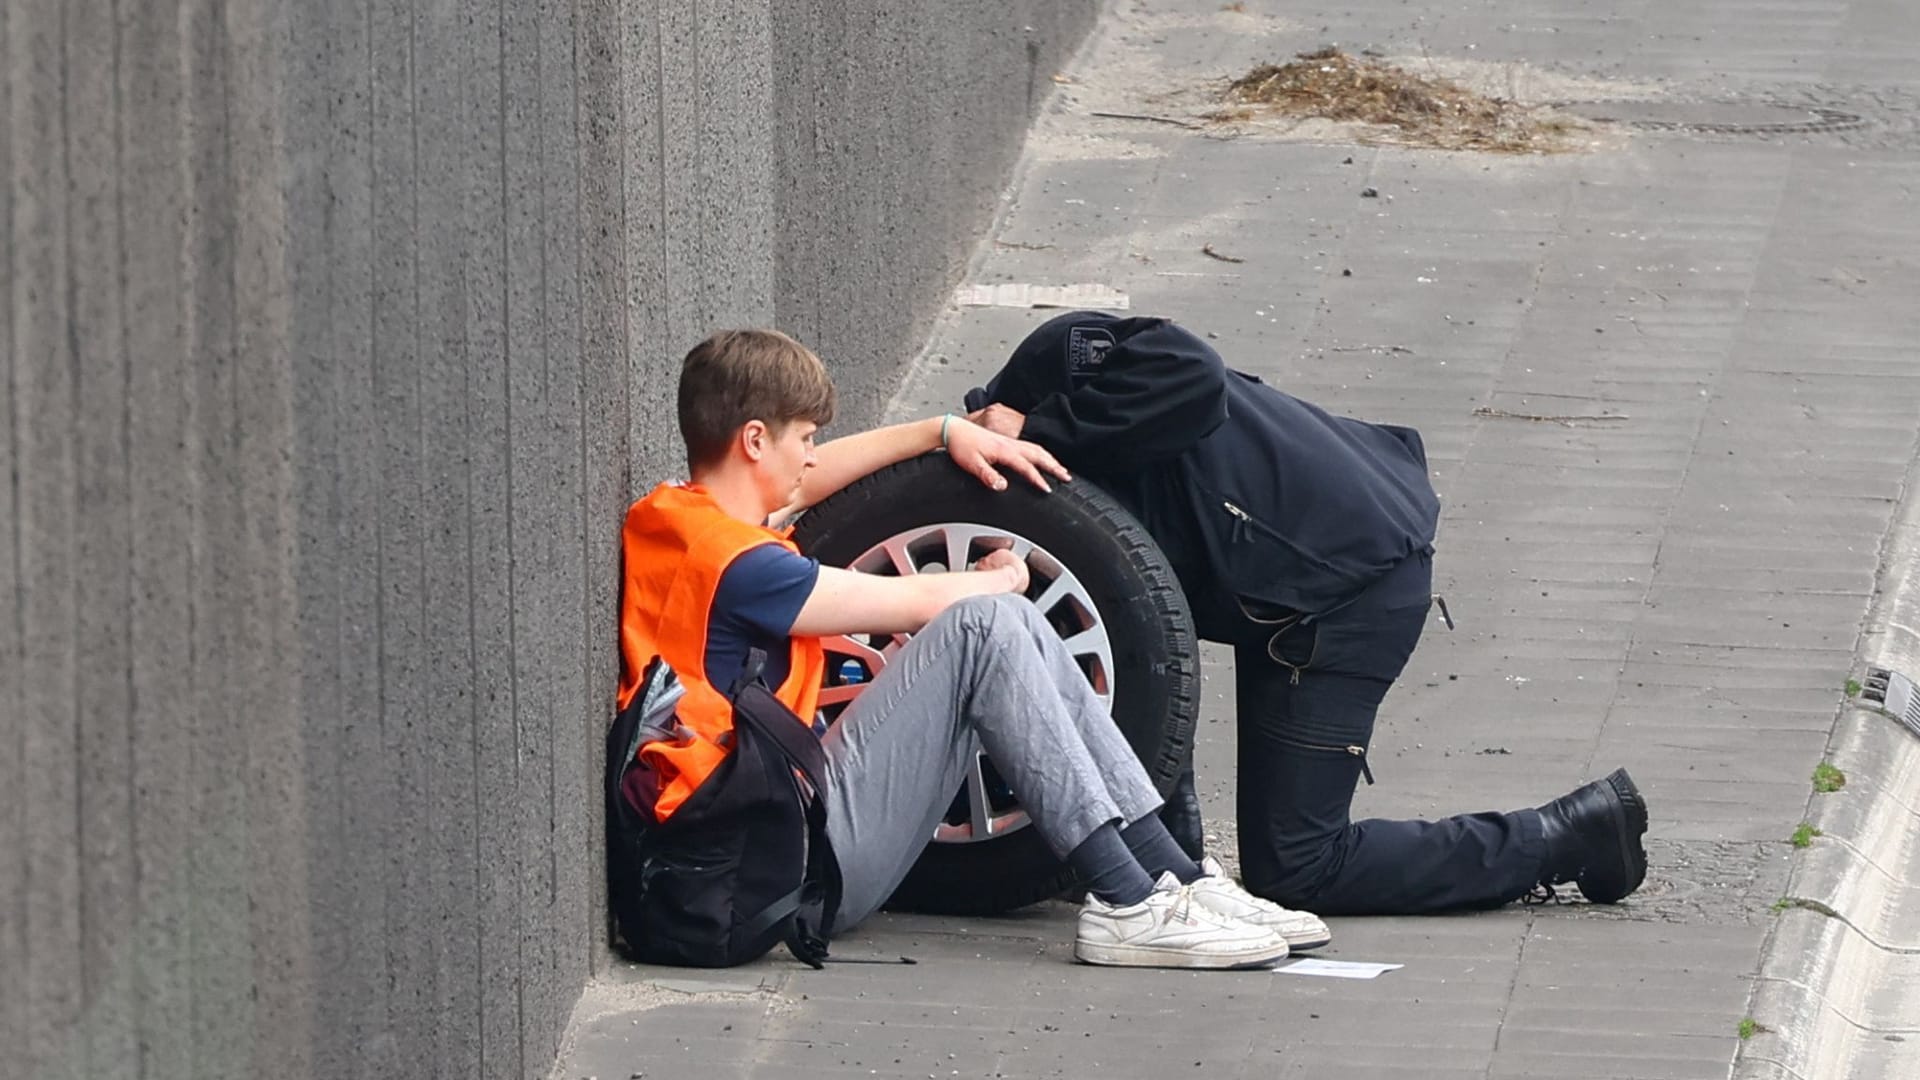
[{"left": 3, "top": 1, "right": 1097, "bottom": 1077}]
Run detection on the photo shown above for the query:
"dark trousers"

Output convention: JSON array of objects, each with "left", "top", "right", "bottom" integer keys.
[{"left": 1166, "top": 551, "right": 1548, "bottom": 916}]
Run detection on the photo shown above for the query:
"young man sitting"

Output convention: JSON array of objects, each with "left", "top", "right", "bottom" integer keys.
[{"left": 616, "top": 328, "right": 1331, "bottom": 968}]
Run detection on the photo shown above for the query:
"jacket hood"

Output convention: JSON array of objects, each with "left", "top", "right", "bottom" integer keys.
[{"left": 963, "top": 311, "right": 1199, "bottom": 412}]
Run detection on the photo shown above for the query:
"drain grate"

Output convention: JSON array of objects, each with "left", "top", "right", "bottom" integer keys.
[
  {"left": 1859, "top": 666, "right": 1920, "bottom": 739},
  {"left": 1559, "top": 100, "right": 1867, "bottom": 137}
]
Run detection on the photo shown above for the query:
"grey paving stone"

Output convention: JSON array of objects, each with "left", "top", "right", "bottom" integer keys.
[{"left": 556, "top": 2, "right": 1920, "bottom": 1077}]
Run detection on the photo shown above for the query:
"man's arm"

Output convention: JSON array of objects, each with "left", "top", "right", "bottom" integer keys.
[
  {"left": 789, "top": 550, "right": 1029, "bottom": 637},
  {"left": 975, "top": 319, "right": 1231, "bottom": 470},
  {"left": 781, "top": 416, "right": 1069, "bottom": 520}
]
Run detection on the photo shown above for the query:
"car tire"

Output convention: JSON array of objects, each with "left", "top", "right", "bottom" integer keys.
[{"left": 791, "top": 453, "right": 1199, "bottom": 915}]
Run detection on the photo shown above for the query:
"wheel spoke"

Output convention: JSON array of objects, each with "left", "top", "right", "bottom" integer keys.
[
  {"left": 822, "top": 634, "right": 888, "bottom": 672},
  {"left": 817, "top": 684, "right": 864, "bottom": 707},
  {"left": 879, "top": 534, "right": 919, "bottom": 577},
  {"left": 965, "top": 752, "right": 996, "bottom": 839},
  {"left": 1029, "top": 574, "right": 1071, "bottom": 615},
  {"left": 946, "top": 527, "right": 973, "bottom": 574},
  {"left": 1058, "top": 626, "right": 1108, "bottom": 659}
]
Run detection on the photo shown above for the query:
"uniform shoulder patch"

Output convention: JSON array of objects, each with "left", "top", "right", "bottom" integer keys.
[{"left": 1067, "top": 325, "right": 1116, "bottom": 376}]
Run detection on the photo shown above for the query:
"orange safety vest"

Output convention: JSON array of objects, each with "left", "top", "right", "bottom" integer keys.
[{"left": 618, "top": 482, "right": 824, "bottom": 822}]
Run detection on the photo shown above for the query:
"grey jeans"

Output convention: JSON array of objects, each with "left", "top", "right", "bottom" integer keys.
[{"left": 821, "top": 594, "right": 1163, "bottom": 930}]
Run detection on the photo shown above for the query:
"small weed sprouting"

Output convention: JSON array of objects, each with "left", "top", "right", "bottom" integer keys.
[
  {"left": 1738, "top": 1017, "right": 1762, "bottom": 1040},
  {"left": 1844, "top": 677, "right": 1862, "bottom": 698},
  {"left": 1813, "top": 762, "right": 1847, "bottom": 793},
  {"left": 1771, "top": 897, "right": 1793, "bottom": 914},
  {"left": 1790, "top": 823, "right": 1822, "bottom": 848}
]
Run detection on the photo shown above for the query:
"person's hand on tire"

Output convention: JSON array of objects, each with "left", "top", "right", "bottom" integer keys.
[
  {"left": 943, "top": 414, "right": 1069, "bottom": 493},
  {"left": 976, "top": 548, "right": 1031, "bottom": 594},
  {"left": 967, "top": 403, "right": 1027, "bottom": 439}
]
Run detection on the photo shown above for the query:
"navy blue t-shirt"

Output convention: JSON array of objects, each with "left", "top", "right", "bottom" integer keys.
[{"left": 706, "top": 542, "right": 820, "bottom": 697}]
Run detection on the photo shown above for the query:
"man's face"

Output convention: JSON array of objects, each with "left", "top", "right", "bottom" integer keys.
[{"left": 761, "top": 419, "right": 818, "bottom": 507}]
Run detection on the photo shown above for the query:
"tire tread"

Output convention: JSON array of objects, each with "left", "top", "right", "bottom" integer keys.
[{"left": 794, "top": 454, "right": 1200, "bottom": 915}]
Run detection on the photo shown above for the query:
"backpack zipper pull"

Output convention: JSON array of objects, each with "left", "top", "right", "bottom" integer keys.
[{"left": 1348, "top": 746, "right": 1374, "bottom": 785}]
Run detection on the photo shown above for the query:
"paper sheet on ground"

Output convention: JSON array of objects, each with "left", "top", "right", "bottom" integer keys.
[
  {"left": 1273, "top": 958, "right": 1403, "bottom": 979},
  {"left": 953, "top": 283, "right": 1130, "bottom": 310}
]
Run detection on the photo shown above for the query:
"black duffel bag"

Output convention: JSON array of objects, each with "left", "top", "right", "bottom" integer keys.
[{"left": 605, "top": 650, "right": 840, "bottom": 968}]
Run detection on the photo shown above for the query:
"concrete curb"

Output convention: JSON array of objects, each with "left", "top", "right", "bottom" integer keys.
[{"left": 1736, "top": 471, "right": 1920, "bottom": 1080}]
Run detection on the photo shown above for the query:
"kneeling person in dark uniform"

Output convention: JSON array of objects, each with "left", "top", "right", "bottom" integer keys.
[{"left": 963, "top": 312, "right": 1650, "bottom": 915}]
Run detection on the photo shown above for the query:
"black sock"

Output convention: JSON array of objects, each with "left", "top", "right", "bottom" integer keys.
[
  {"left": 1122, "top": 814, "right": 1206, "bottom": 884},
  {"left": 1068, "top": 822, "right": 1156, "bottom": 906}
]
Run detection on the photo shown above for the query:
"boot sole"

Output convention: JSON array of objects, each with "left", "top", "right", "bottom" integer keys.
[
  {"left": 1582, "top": 768, "right": 1649, "bottom": 903},
  {"left": 1075, "top": 939, "right": 1290, "bottom": 969}
]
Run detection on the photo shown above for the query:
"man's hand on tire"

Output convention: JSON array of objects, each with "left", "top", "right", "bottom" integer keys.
[{"left": 943, "top": 414, "right": 1069, "bottom": 494}]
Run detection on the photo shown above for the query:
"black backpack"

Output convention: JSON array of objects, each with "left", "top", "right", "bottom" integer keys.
[{"left": 604, "top": 650, "right": 840, "bottom": 967}]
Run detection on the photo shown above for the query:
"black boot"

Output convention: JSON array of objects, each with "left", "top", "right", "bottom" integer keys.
[
  {"left": 1533, "top": 768, "right": 1649, "bottom": 903},
  {"left": 1158, "top": 763, "right": 1207, "bottom": 862}
]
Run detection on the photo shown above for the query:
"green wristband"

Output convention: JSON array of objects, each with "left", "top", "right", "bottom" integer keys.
[{"left": 940, "top": 413, "right": 954, "bottom": 451}]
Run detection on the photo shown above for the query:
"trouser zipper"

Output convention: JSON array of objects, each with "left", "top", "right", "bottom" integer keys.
[
  {"left": 1346, "top": 745, "right": 1375, "bottom": 785},
  {"left": 1272, "top": 736, "right": 1375, "bottom": 785}
]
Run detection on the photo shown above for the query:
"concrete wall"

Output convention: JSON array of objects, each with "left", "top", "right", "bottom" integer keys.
[{"left": 1, "top": 2, "right": 1097, "bottom": 1079}]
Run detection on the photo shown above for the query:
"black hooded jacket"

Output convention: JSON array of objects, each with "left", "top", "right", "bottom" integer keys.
[{"left": 965, "top": 312, "right": 1439, "bottom": 638}]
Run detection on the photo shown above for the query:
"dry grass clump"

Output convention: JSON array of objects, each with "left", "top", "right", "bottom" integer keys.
[{"left": 1216, "top": 47, "right": 1587, "bottom": 153}]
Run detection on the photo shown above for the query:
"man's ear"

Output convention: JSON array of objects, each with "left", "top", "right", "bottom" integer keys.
[{"left": 738, "top": 419, "right": 770, "bottom": 462}]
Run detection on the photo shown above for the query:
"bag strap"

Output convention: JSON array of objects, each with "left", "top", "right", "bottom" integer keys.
[
  {"left": 739, "top": 885, "right": 803, "bottom": 943},
  {"left": 737, "top": 884, "right": 830, "bottom": 969},
  {"left": 728, "top": 647, "right": 770, "bottom": 698},
  {"left": 728, "top": 648, "right": 829, "bottom": 796},
  {"left": 729, "top": 648, "right": 841, "bottom": 963}
]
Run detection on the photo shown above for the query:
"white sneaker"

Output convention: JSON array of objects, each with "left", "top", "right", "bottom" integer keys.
[
  {"left": 1075, "top": 873, "right": 1289, "bottom": 969},
  {"left": 1188, "top": 856, "right": 1332, "bottom": 951}
]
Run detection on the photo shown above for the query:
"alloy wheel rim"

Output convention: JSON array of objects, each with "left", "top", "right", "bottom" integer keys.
[{"left": 818, "top": 522, "right": 1117, "bottom": 844}]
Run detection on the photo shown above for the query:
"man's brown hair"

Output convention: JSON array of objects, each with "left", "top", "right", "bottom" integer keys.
[{"left": 677, "top": 329, "right": 837, "bottom": 469}]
